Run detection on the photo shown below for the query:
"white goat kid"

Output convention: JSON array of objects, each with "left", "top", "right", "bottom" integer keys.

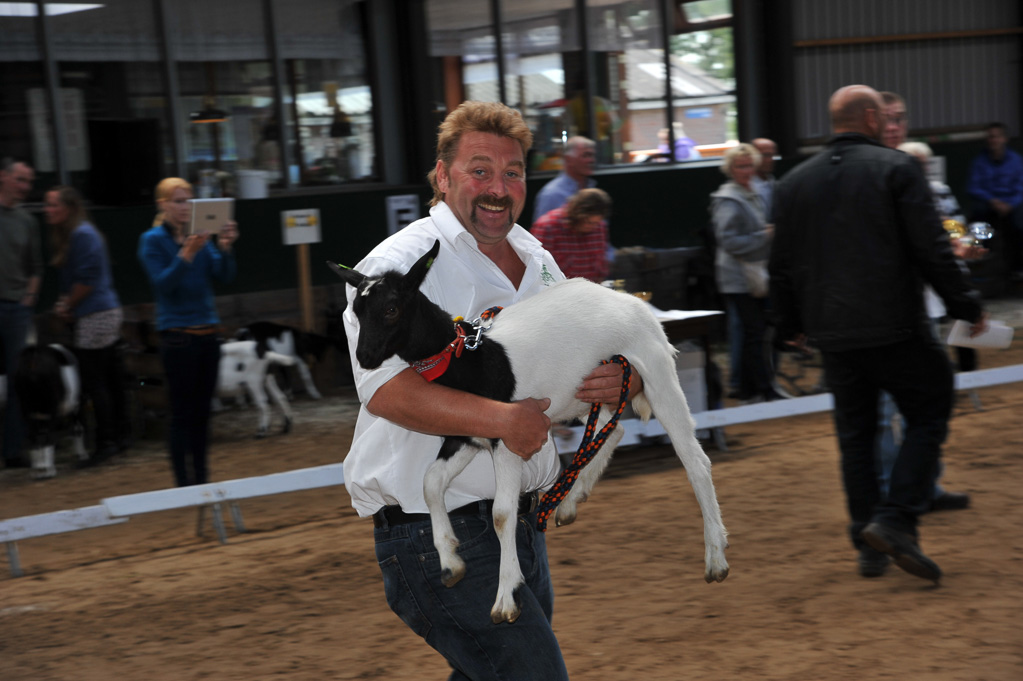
[
  {"left": 331, "top": 240, "right": 729, "bottom": 624},
  {"left": 217, "top": 340, "right": 296, "bottom": 438}
]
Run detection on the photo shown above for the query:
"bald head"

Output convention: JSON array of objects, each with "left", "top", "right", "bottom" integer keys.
[{"left": 829, "top": 85, "right": 885, "bottom": 139}]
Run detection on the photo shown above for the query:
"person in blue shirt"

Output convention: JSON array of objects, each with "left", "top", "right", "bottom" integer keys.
[
  {"left": 138, "top": 177, "right": 239, "bottom": 486},
  {"left": 531, "top": 136, "right": 597, "bottom": 223},
  {"left": 46, "top": 186, "right": 128, "bottom": 461},
  {"left": 966, "top": 122, "right": 1023, "bottom": 277}
]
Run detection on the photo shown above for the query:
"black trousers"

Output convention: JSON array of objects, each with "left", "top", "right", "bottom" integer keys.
[
  {"left": 73, "top": 342, "right": 129, "bottom": 450},
  {"left": 159, "top": 331, "right": 221, "bottom": 486},
  {"left": 821, "top": 331, "right": 953, "bottom": 550}
]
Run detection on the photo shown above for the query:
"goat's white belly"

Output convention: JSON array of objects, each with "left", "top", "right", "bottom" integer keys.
[{"left": 486, "top": 278, "right": 674, "bottom": 423}]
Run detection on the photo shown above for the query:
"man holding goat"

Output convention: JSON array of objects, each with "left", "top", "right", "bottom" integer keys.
[{"left": 341, "top": 101, "right": 641, "bottom": 680}]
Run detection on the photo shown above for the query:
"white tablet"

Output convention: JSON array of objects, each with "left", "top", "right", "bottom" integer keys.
[{"left": 187, "top": 198, "right": 234, "bottom": 236}]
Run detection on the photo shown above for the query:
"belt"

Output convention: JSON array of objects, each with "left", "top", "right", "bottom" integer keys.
[
  {"left": 164, "top": 325, "right": 219, "bottom": 336},
  {"left": 373, "top": 491, "right": 540, "bottom": 529}
]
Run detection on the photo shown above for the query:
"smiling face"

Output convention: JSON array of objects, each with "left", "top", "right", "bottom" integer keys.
[{"left": 435, "top": 131, "right": 527, "bottom": 246}]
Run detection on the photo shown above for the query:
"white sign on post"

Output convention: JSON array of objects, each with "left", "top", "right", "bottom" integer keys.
[
  {"left": 281, "top": 209, "right": 322, "bottom": 245},
  {"left": 386, "top": 194, "right": 421, "bottom": 235}
]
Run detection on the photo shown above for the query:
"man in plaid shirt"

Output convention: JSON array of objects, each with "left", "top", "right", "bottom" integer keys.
[{"left": 530, "top": 188, "right": 612, "bottom": 282}]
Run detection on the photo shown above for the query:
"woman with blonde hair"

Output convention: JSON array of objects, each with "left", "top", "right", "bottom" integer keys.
[
  {"left": 710, "top": 143, "right": 778, "bottom": 402},
  {"left": 45, "top": 185, "right": 128, "bottom": 461},
  {"left": 137, "top": 177, "right": 239, "bottom": 486}
]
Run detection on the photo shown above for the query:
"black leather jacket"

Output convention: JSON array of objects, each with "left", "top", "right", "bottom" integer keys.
[{"left": 769, "top": 133, "right": 983, "bottom": 352}]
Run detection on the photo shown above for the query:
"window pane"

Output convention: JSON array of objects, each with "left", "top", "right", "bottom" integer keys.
[
  {"left": 276, "top": 0, "right": 376, "bottom": 186},
  {"left": 48, "top": 0, "right": 169, "bottom": 204},
  {"left": 426, "top": 0, "right": 500, "bottom": 104},
  {"left": 166, "top": 0, "right": 278, "bottom": 195},
  {"left": 500, "top": 2, "right": 578, "bottom": 172},
  {"left": 0, "top": 11, "right": 55, "bottom": 197}
]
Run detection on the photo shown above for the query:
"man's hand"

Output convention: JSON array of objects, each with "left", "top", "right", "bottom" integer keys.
[
  {"left": 500, "top": 397, "right": 552, "bottom": 460},
  {"left": 990, "top": 198, "right": 1012, "bottom": 216},
  {"left": 968, "top": 312, "right": 990, "bottom": 338},
  {"left": 574, "top": 362, "right": 643, "bottom": 405}
]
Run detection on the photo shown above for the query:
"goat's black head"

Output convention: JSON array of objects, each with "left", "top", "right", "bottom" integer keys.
[{"left": 327, "top": 239, "right": 440, "bottom": 369}]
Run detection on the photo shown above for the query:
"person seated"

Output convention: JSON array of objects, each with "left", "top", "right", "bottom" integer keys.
[
  {"left": 530, "top": 188, "right": 612, "bottom": 283},
  {"left": 532, "top": 136, "right": 597, "bottom": 223},
  {"left": 966, "top": 122, "right": 1023, "bottom": 278}
]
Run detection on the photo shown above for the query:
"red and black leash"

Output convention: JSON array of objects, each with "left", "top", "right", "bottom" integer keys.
[{"left": 534, "top": 355, "right": 632, "bottom": 532}]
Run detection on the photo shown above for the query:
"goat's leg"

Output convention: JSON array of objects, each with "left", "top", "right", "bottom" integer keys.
[
  {"left": 423, "top": 441, "right": 481, "bottom": 587},
  {"left": 555, "top": 408, "right": 625, "bottom": 528},
  {"left": 490, "top": 446, "right": 526, "bottom": 624},
  {"left": 264, "top": 374, "right": 293, "bottom": 433},
  {"left": 642, "top": 375, "right": 729, "bottom": 583},
  {"left": 294, "top": 359, "right": 322, "bottom": 399},
  {"left": 244, "top": 380, "right": 272, "bottom": 438}
]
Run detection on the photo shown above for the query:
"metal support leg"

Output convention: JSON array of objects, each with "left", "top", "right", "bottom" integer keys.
[
  {"left": 6, "top": 541, "right": 23, "bottom": 578},
  {"left": 228, "top": 502, "right": 245, "bottom": 533},
  {"left": 210, "top": 503, "right": 228, "bottom": 545},
  {"left": 712, "top": 427, "right": 728, "bottom": 451}
]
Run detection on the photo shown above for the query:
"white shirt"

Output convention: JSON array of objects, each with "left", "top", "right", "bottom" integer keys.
[{"left": 342, "top": 202, "right": 566, "bottom": 516}]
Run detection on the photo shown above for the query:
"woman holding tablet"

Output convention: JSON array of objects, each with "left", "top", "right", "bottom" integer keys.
[{"left": 137, "top": 177, "right": 239, "bottom": 487}]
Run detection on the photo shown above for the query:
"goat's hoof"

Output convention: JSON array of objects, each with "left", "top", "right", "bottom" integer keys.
[
  {"left": 705, "top": 565, "right": 730, "bottom": 583},
  {"left": 440, "top": 566, "right": 465, "bottom": 588},
  {"left": 554, "top": 504, "right": 577, "bottom": 527},
  {"left": 282, "top": 418, "right": 292, "bottom": 434},
  {"left": 490, "top": 597, "right": 521, "bottom": 624},
  {"left": 254, "top": 429, "right": 268, "bottom": 440}
]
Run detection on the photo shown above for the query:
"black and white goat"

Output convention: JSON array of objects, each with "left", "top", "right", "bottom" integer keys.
[
  {"left": 216, "top": 340, "right": 296, "bottom": 438},
  {"left": 330, "top": 240, "right": 729, "bottom": 624},
  {"left": 12, "top": 344, "right": 87, "bottom": 478},
  {"left": 234, "top": 322, "right": 341, "bottom": 399}
]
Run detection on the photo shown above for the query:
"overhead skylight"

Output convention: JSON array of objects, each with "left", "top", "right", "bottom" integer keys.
[{"left": 0, "top": 3, "right": 104, "bottom": 17}]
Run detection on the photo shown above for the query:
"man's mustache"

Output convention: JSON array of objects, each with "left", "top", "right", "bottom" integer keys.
[{"left": 473, "top": 195, "right": 512, "bottom": 211}]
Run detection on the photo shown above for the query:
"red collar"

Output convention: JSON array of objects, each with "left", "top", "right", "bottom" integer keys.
[{"left": 411, "top": 324, "right": 467, "bottom": 381}]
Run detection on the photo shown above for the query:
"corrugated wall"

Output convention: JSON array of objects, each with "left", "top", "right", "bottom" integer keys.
[{"left": 789, "top": 0, "right": 1022, "bottom": 142}]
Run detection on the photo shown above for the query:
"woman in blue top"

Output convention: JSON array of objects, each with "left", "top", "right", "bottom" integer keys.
[
  {"left": 137, "top": 177, "right": 239, "bottom": 486},
  {"left": 46, "top": 185, "right": 128, "bottom": 461}
]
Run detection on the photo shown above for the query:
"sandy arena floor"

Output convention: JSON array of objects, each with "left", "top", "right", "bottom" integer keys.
[{"left": 1, "top": 335, "right": 1022, "bottom": 681}]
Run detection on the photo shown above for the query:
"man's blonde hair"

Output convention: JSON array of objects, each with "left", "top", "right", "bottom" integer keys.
[{"left": 427, "top": 101, "right": 533, "bottom": 207}]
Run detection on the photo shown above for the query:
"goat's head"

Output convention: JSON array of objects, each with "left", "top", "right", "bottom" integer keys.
[{"left": 327, "top": 239, "right": 440, "bottom": 369}]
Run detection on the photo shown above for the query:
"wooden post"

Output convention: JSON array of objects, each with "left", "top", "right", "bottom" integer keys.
[{"left": 296, "top": 243, "right": 314, "bottom": 332}]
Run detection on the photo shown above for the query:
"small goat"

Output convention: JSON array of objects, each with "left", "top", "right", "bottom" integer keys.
[
  {"left": 234, "top": 321, "right": 341, "bottom": 399},
  {"left": 330, "top": 240, "right": 729, "bottom": 624},
  {"left": 216, "top": 340, "right": 296, "bottom": 438},
  {"left": 13, "top": 344, "right": 87, "bottom": 478}
]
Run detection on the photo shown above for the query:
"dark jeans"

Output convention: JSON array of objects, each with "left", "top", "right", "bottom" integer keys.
[
  {"left": 822, "top": 332, "right": 953, "bottom": 549},
  {"left": 723, "top": 293, "right": 771, "bottom": 398},
  {"left": 373, "top": 505, "right": 569, "bottom": 681},
  {"left": 73, "top": 342, "right": 129, "bottom": 450},
  {"left": 1, "top": 300, "right": 32, "bottom": 465},
  {"left": 159, "top": 331, "right": 221, "bottom": 486}
]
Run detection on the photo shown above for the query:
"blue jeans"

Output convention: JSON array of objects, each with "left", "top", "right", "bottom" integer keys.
[
  {"left": 159, "top": 331, "right": 221, "bottom": 486},
  {"left": 822, "top": 332, "right": 953, "bottom": 549},
  {"left": 723, "top": 293, "right": 771, "bottom": 398},
  {"left": 373, "top": 504, "right": 569, "bottom": 681},
  {"left": 0, "top": 300, "right": 32, "bottom": 465}
]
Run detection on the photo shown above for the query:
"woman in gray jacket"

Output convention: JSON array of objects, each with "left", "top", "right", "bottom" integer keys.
[{"left": 711, "top": 143, "right": 777, "bottom": 401}]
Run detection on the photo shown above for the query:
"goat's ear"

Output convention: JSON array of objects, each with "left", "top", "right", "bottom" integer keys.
[
  {"left": 326, "top": 261, "right": 366, "bottom": 289},
  {"left": 402, "top": 240, "right": 441, "bottom": 292}
]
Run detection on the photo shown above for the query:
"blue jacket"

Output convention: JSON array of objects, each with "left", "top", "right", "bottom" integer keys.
[
  {"left": 59, "top": 222, "right": 120, "bottom": 318},
  {"left": 137, "top": 223, "right": 236, "bottom": 330},
  {"left": 966, "top": 148, "right": 1023, "bottom": 208}
]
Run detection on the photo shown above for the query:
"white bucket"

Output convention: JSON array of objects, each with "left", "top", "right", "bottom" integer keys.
[{"left": 236, "top": 170, "right": 268, "bottom": 199}]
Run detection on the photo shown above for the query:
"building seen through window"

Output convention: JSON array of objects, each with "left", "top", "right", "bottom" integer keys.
[{"left": 425, "top": 0, "right": 736, "bottom": 172}]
